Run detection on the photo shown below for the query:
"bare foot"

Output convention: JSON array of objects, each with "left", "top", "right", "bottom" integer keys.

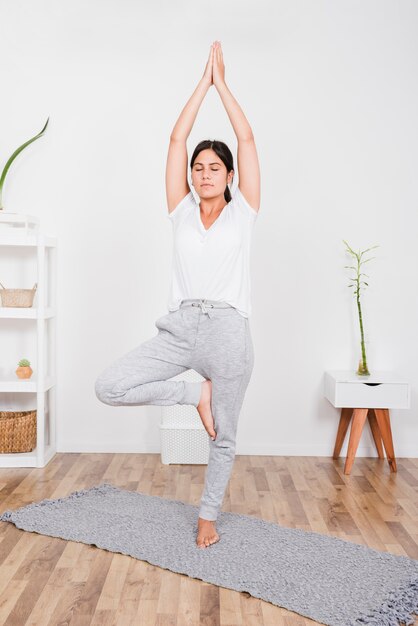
[
  {"left": 197, "top": 380, "right": 216, "bottom": 440},
  {"left": 196, "top": 517, "right": 220, "bottom": 548}
]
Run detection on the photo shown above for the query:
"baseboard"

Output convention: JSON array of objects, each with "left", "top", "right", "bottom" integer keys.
[{"left": 56, "top": 441, "right": 418, "bottom": 458}]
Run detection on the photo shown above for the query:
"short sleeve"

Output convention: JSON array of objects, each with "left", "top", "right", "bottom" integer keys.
[
  {"left": 167, "top": 190, "right": 196, "bottom": 225},
  {"left": 231, "top": 186, "right": 259, "bottom": 220}
]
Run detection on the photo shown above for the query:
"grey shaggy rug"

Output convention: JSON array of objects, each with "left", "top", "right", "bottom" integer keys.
[{"left": 1, "top": 483, "right": 417, "bottom": 626}]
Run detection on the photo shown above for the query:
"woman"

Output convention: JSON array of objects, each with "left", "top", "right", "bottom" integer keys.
[{"left": 95, "top": 41, "right": 261, "bottom": 549}]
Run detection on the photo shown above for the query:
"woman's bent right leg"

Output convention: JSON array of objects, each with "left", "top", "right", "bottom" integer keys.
[{"left": 94, "top": 313, "right": 202, "bottom": 408}]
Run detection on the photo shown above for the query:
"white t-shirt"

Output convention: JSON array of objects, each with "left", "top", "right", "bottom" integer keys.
[{"left": 166, "top": 185, "right": 258, "bottom": 318}]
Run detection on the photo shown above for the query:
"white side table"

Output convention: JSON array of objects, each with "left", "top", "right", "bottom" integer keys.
[{"left": 324, "top": 370, "right": 410, "bottom": 475}]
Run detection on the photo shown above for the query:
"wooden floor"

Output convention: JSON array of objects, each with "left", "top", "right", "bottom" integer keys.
[{"left": 0, "top": 453, "right": 417, "bottom": 626}]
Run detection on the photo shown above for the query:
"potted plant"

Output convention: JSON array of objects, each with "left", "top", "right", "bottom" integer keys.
[
  {"left": 343, "top": 240, "right": 379, "bottom": 376},
  {"left": 15, "top": 358, "right": 33, "bottom": 379},
  {"left": 0, "top": 118, "right": 49, "bottom": 212}
]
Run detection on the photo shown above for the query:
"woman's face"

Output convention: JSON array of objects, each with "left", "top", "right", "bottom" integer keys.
[{"left": 191, "top": 149, "right": 233, "bottom": 200}]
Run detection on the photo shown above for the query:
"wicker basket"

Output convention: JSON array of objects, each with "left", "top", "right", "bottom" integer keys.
[
  {"left": 0, "top": 410, "right": 37, "bottom": 453},
  {"left": 0, "top": 282, "right": 37, "bottom": 307}
]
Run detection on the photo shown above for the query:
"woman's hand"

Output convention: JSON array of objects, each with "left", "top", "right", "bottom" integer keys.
[
  {"left": 212, "top": 41, "right": 226, "bottom": 88},
  {"left": 202, "top": 43, "right": 214, "bottom": 87}
]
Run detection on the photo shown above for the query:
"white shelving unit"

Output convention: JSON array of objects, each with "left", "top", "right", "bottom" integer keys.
[{"left": 0, "top": 223, "right": 57, "bottom": 467}]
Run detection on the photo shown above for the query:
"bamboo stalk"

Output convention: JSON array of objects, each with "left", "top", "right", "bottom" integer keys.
[{"left": 343, "top": 240, "right": 379, "bottom": 376}]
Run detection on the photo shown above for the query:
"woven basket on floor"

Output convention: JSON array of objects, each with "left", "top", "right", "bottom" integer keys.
[
  {"left": 0, "top": 410, "right": 37, "bottom": 453},
  {"left": 0, "top": 282, "right": 37, "bottom": 307}
]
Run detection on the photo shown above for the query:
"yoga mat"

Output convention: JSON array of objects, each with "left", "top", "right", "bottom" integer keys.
[{"left": 1, "top": 483, "right": 417, "bottom": 626}]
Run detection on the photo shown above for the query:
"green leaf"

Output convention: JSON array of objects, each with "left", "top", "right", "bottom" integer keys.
[
  {"left": 0, "top": 117, "right": 49, "bottom": 192},
  {"left": 361, "top": 257, "right": 376, "bottom": 264}
]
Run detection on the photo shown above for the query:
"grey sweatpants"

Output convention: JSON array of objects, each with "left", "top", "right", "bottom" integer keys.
[{"left": 94, "top": 298, "right": 255, "bottom": 521}]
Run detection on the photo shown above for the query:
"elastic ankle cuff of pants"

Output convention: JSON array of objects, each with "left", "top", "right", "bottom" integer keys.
[
  {"left": 198, "top": 505, "right": 218, "bottom": 522},
  {"left": 180, "top": 381, "right": 202, "bottom": 407}
]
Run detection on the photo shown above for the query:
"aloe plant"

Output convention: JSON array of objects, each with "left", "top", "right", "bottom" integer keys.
[
  {"left": 18, "top": 358, "right": 31, "bottom": 367},
  {"left": 343, "top": 240, "right": 379, "bottom": 376},
  {"left": 0, "top": 117, "right": 49, "bottom": 211}
]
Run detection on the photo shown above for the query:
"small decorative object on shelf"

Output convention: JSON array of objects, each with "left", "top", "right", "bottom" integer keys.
[
  {"left": 0, "top": 281, "right": 37, "bottom": 307},
  {"left": 15, "top": 358, "right": 33, "bottom": 379},
  {"left": 343, "top": 240, "right": 380, "bottom": 377},
  {"left": 0, "top": 117, "right": 49, "bottom": 213}
]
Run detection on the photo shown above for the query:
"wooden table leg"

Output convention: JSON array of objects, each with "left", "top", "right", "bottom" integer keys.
[
  {"left": 344, "top": 408, "right": 369, "bottom": 475},
  {"left": 333, "top": 407, "right": 353, "bottom": 459},
  {"left": 367, "top": 409, "right": 385, "bottom": 459},
  {"left": 374, "top": 408, "right": 397, "bottom": 472}
]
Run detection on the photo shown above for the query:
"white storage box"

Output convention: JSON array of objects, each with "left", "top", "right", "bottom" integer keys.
[{"left": 160, "top": 369, "right": 210, "bottom": 465}]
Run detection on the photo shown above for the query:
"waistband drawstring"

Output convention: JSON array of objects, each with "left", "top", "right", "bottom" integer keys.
[
  {"left": 191, "top": 299, "right": 215, "bottom": 319},
  {"left": 180, "top": 298, "right": 233, "bottom": 318}
]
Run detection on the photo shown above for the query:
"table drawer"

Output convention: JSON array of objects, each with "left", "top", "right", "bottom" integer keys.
[{"left": 324, "top": 371, "right": 410, "bottom": 409}]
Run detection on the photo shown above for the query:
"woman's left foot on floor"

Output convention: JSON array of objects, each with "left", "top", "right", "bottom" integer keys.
[{"left": 196, "top": 517, "right": 220, "bottom": 548}]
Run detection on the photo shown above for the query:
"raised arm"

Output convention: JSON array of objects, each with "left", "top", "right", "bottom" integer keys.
[
  {"left": 165, "top": 44, "right": 215, "bottom": 213},
  {"left": 212, "top": 41, "right": 260, "bottom": 212}
]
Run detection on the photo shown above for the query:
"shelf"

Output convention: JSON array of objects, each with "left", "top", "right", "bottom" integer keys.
[
  {"left": 0, "top": 306, "right": 56, "bottom": 319},
  {"left": 0, "top": 212, "right": 39, "bottom": 228},
  {"left": 0, "top": 443, "right": 56, "bottom": 468},
  {"left": 0, "top": 374, "right": 56, "bottom": 392},
  {"left": 0, "top": 232, "right": 57, "bottom": 247}
]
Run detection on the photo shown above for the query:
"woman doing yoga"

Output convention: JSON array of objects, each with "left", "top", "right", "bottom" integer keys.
[{"left": 95, "top": 40, "right": 261, "bottom": 548}]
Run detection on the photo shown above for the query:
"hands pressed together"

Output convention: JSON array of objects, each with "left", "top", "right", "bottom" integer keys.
[{"left": 202, "top": 40, "right": 226, "bottom": 88}]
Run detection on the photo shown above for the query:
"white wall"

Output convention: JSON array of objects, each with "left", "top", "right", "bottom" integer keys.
[{"left": 1, "top": 0, "right": 417, "bottom": 457}]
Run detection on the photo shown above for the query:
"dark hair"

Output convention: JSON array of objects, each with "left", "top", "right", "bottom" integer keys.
[{"left": 190, "top": 139, "right": 234, "bottom": 202}]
